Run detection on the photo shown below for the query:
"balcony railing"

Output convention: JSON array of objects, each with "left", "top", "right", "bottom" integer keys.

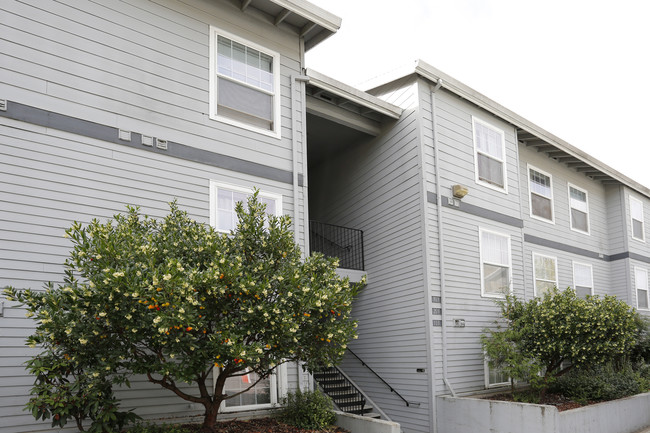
[{"left": 309, "top": 221, "right": 364, "bottom": 271}]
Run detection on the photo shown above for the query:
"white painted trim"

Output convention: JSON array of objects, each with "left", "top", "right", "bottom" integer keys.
[
  {"left": 571, "top": 261, "right": 594, "bottom": 297},
  {"left": 484, "top": 356, "right": 510, "bottom": 389},
  {"left": 209, "top": 180, "right": 283, "bottom": 233},
  {"left": 634, "top": 267, "right": 649, "bottom": 311},
  {"left": 218, "top": 369, "right": 279, "bottom": 413},
  {"left": 527, "top": 164, "right": 555, "bottom": 224},
  {"left": 208, "top": 26, "right": 281, "bottom": 139},
  {"left": 629, "top": 195, "right": 646, "bottom": 242},
  {"left": 567, "top": 182, "right": 590, "bottom": 235},
  {"left": 478, "top": 227, "right": 512, "bottom": 298},
  {"left": 532, "top": 252, "right": 558, "bottom": 297},
  {"left": 472, "top": 116, "right": 508, "bottom": 194}
]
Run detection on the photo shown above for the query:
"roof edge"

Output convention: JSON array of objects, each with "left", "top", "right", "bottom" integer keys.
[
  {"left": 306, "top": 68, "right": 403, "bottom": 119},
  {"left": 269, "top": 0, "right": 341, "bottom": 33},
  {"left": 414, "top": 59, "right": 650, "bottom": 198}
]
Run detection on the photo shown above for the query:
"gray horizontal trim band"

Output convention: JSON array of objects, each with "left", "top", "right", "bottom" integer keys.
[
  {"left": 524, "top": 234, "right": 606, "bottom": 261},
  {"left": 437, "top": 195, "right": 524, "bottom": 228},
  {"left": 1, "top": 101, "right": 301, "bottom": 186}
]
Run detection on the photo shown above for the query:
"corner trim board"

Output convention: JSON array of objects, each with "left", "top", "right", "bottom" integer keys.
[{"left": 0, "top": 101, "right": 301, "bottom": 186}]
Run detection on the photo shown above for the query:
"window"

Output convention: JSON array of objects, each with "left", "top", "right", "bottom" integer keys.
[
  {"left": 485, "top": 360, "right": 509, "bottom": 388},
  {"left": 209, "top": 27, "right": 280, "bottom": 136},
  {"left": 568, "top": 184, "right": 589, "bottom": 233},
  {"left": 630, "top": 196, "right": 645, "bottom": 241},
  {"left": 473, "top": 117, "right": 507, "bottom": 191},
  {"left": 635, "top": 267, "right": 649, "bottom": 310},
  {"left": 528, "top": 165, "right": 554, "bottom": 222},
  {"left": 222, "top": 369, "right": 276, "bottom": 410},
  {"left": 209, "top": 182, "right": 282, "bottom": 233},
  {"left": 572, "top": 262, "right": 593, "bottom": 298},
  {"left": 479, "top": 229, "right": 512, "bottom": 297},
  {"left": 533, "top": 253, "right": 558, "bottom": 297}
]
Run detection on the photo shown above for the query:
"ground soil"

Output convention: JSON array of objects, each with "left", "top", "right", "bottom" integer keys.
[
  {"left": 179, "top": 418, "right": 348, "bottom": 433},
  {"left": 484, "top": 392, "right": 590, "bottom": 411}
]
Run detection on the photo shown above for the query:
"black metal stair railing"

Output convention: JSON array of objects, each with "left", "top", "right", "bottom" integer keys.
[
  {"left": 347, "top": 348, "right": 410, "bottom": 407},
  {"left": 309, "top": 221, "right": 364, "bottom": 271},
  {"left": 313, "top": 366, "right": 367, "bottom": 415}
]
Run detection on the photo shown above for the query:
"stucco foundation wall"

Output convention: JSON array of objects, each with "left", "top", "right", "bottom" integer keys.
[
  {"left": 437, "top": 393, "right": 650, "bottom": 433},
  {"left": 558, "top": 392, "right": 650, "bottom": 433},
  {"left": 334, "top": 411, "right": 401, "bottom": 433}
]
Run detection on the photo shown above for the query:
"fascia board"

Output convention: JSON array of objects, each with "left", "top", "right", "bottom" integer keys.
[
  {"left": 306, "top": 68, "right": 403, "bottom": 119},
  {"left": 414, "top": 59, "right": 650, "bottom": 198},
  {"left": 268, "top": 0, "right": 341, "bottom": 32}
]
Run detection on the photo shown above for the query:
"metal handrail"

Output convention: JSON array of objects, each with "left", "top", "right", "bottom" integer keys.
[
  {"left": 347, "top": 348, "right": 410, "bottom": 407},
  {"left": 309, "top": 221, "right": 364, "bottom": 271}
]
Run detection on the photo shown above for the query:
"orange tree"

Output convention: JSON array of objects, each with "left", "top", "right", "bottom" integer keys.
[{"left": 6, "top": 194, "right": 362, "bottom": 432}]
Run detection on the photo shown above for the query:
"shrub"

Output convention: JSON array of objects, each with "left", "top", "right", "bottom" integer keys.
[
  {"left": 125, "top": 422, "right": 189, "bottom": 433},
  {"left": 279, "top": 389, "right": 336, "bottom": 429},
  {"left": 550, "top": 363, "right": 644, "bottom": 403},
  {"left": 482, "top": 288, "right": 640, "bottom": 397}
]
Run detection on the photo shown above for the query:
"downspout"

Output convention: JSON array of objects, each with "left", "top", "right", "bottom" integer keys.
[
  {"left": 429, "top": 79, "right": 456, "bottom": 397},
  {"left": 290, "top": 72, "right": 310, "bottom": 249}
]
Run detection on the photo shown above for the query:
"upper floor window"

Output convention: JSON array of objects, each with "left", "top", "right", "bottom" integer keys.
[
  {"left": 209, "top": 28, "right": 280, "bottom": 137},
  {"left": 572, "top": 262, "right": 593, "bottom": 298},
  {"left": 533, "top": 253, "right": 557, "bottom": 297},
  {"left": 528, "top": 165, "right": 554, "bottom": 223},
  {"left": 568, "top": 184, "right": 589, "bottom": 234},
  {"left": 209, "top": 181, "right": 282, "bottom": 233},
  {"left": 479, "top": 228, "right": 512, "bottom": 297},
  {"left": 472, "top": 117, "right": 507, "bottom": 192},
  {"left": 630, "top": 196, "right": 645, "bottom": 241},
  {"left": 635, "top": 267, "right": 649, "bottom": 310}
]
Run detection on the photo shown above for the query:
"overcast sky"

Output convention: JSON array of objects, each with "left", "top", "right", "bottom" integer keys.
[{"left": 306, "top": 0, "right": 650, "bottom": 188}]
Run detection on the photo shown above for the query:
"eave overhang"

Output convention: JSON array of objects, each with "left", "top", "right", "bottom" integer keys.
[
  {"left": 412, "top": 59, "right": 650, "bottom": 197},
  {"left": 236, "top": 0, "right": 341, "bottom": 50}
]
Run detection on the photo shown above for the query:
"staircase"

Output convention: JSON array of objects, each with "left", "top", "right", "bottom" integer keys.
[{"left": 313, "top": 366, "right": 381, "bottom": 419}]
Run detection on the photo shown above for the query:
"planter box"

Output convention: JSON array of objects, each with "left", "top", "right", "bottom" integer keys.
[{"left": 437, "top": 392, "right": 650, "bottom": 433}]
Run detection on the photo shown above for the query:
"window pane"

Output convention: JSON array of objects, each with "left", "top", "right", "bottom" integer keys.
[
  {"left": 574, "top": 263, "right": 593, "bottom": 287},
  {"left": 631, "top": 198, "right": 644, "bottom": 220},
  {"left": 534, "top": 256, "right": 556, "bottom": 281},
  {"left": 474, "top": 122, "right": 503, "bottom": 159},
  {"left": 218, "top": 77, "right": 273, "bottom": 123},
  {"left": 571, "top": 209, "right": 588, "bottom": 232},
  {"left": 633, "top": 219, "right": 644, "bottom": 240},
  {"left": 569, "top": 187, "right": 587, "bottom": 212},
  {"left": 531, "top": 193, "right": 553, "bottom": 220},
  {"left": 481, "top": 231, "right": 509, "bottom": 265},
  {"left": 636, "top": 269, "right": 648, "bottom": 290},
  {"left": 477, "top": 153, "right": 504, "bottom": 188},
  {"left": 224, "top": 370, "right": 271, "bottom": 408},
  {"left": 483, "top": 264, "right": 509, "bottom": 295},
  {"left": 576, "top": 286, "right": 592, "bottom": 299},
  {"left": 639, "top": 289, "right": 649, "bottom": 309},
  {"left": 536, "top": 280, "right": 556, "bottom": 296},
  {"left": 530, "top": 169, "right": 551, "bottom": 198},
  {"left": 489, "top": 365, "right": 509, "bottom": 385}
]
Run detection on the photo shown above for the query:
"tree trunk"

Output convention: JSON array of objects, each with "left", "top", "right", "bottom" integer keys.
[{"left": 200, "top": 400, "right": 221, "bottom": 433}]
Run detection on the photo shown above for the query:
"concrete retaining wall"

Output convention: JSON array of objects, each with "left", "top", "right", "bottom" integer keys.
[
  {"left": 334, "top": 411, "right": 401, "bottom": 433},
  {"left": 437, "top": 392, "right": 650, "bottom": 433}
]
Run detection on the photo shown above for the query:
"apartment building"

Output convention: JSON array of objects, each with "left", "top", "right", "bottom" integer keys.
[{"left": 1, "top": 1, "right": 649, "bottom": 433}]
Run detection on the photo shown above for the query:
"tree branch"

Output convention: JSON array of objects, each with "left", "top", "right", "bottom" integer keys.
[{"left": 146, "top": 372, "right": 205, "bottom": 404}]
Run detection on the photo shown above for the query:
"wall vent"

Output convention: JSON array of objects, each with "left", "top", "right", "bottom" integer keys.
[
  {"left": 156, "top": 138, "right": 168, "bottom": 150},
  {"left": 0, "top": 99, "right": 6, "bottom": 111},
  {"left": 118, "top": 129, "right": 131, "bottom": 141},
  {"left": 142, "top": 135, "right": 153, "bottom": 146}
]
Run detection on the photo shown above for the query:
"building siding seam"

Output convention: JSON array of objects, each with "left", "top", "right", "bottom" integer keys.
[{"left": 0, "top": 100, "right": 300, "bottom": 186}]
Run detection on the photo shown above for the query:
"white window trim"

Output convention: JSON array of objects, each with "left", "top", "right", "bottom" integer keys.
[
  {"left": 478, "top": 227, "right": 512, "bottom": 298},
  {"left": 527, "top": 164, "right": 555, "bottom": 224},
  {"left": 630, "top": 195, "right": 645, "bottom": 242},
  {"left": 567, "top": 183, "right": 590, "bottom": 235},
  {"left": 635, "top": 267, "right": 649, "bottom": 311},
  {"left": 214, "top": 366, "right": 282, "bottom": 412},
  {"left": 208, "top": 26, "right": 281, "bottom": 139},
  {"left": 572, "top": 261, "right": 594, "bottom": 297},
  {"left": 532, "top": 252, "right": 558, "bottom": 297},
  {"left": 209, "top": 181, "right": 283, "bottom": 233},
  {"left": 472, "top": 116, "right": 508, "bottom": 194},
  {"left": 484, "top": 357, "right": 510, "bottom": 388}
]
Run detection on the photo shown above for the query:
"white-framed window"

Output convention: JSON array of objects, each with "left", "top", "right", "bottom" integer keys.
[
  {"left": 568, "top": 183, "right": 589, "bottom": 234},
  {"left": 572, "top": 262, "right": 594, "bottom": 298},
  {"left": 472, "top": 117, "right": 507, "bottom": 192},
  {"left": 533, "top": 253, "right": 558, "bottom": 297},
  {"left": 209, "top": 27, "right": 281, "bottom": 137},
  {"left": 209, "top": 181, "right": 283, "bottom": 233},
  {"left": 528, "top": 165, "right": 554, "bottom": 223},
  {"left": 485, "top": 358, "right": 509, "bottom": 388},
  {"left": 479, "top": 228, "right": 512, "bottom": 297},
  {"left": 635, "top": 267, "right": 649, "bottom": 310},
  {"left": 630, "top": 196, "right": 645, "bottom": 242},
  {"left": 222, "top": 369, "right": 277, "bottom": 411}
]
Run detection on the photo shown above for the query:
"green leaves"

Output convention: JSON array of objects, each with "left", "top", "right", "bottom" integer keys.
[{"left": 10, "top": 193, "right": 361, "bottom": 430}]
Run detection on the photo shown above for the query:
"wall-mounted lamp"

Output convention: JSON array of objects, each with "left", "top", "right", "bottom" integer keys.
[{"left": 452, "top": 184, "right": 469, "bottom": 199}]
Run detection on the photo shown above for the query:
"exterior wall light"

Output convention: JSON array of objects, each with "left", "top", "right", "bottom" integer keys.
[{"left": 452, "top": 184, "right": 469, "bottom": 199}]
